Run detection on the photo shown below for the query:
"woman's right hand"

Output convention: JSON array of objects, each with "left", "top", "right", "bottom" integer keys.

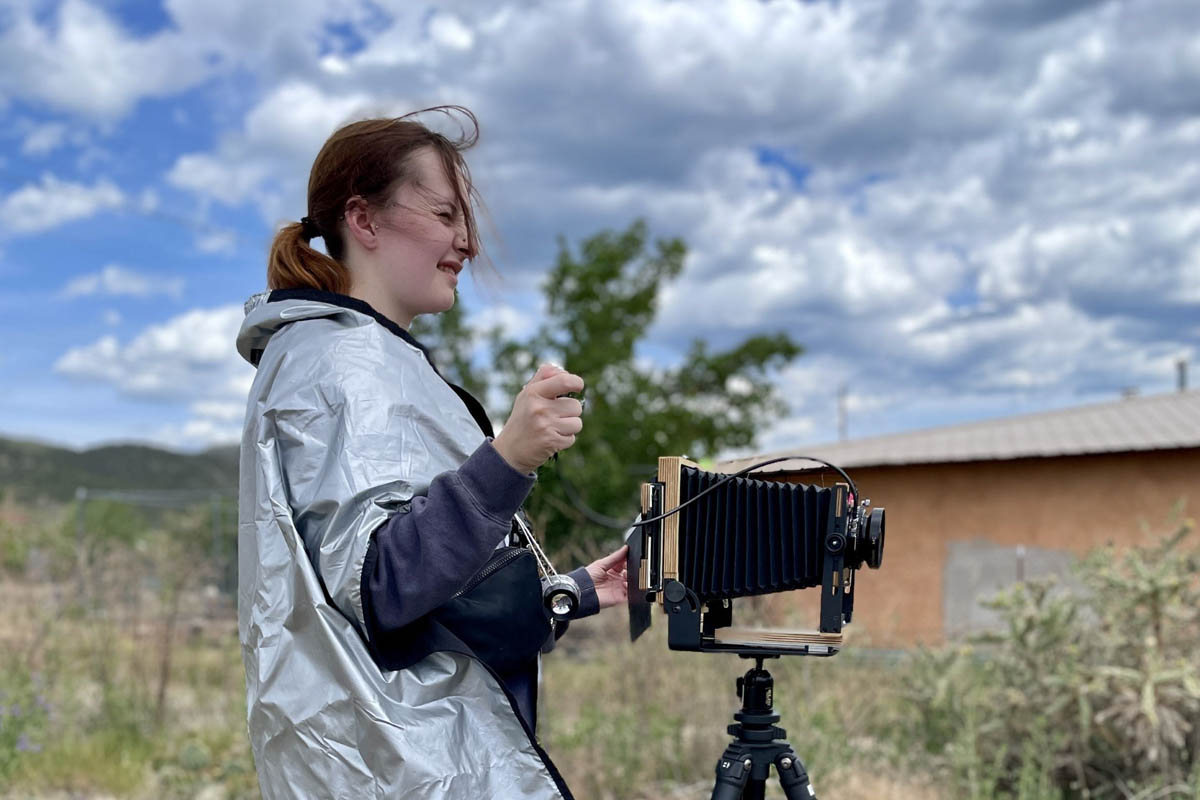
[{"left": 492, "top": 363, "right": 585, "bottom": 474}]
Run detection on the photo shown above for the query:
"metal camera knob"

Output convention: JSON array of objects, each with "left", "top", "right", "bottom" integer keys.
[{"left": 542, "top": 573, "right": 581, "bottom": 622}]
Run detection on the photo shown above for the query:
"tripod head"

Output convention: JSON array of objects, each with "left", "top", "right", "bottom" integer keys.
[{"left": 711, "top": 655, "right": 819, "bottom": 800}]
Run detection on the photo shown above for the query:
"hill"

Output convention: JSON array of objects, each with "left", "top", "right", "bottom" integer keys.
[{"left": 0, "top": 436, "right": 239, "bottom": 503}]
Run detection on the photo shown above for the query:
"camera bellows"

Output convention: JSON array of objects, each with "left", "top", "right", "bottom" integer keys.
[{"left": 677, "top": 465, "right": 827, "bottom": 601}]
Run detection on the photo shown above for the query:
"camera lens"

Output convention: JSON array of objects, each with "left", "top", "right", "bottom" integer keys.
[
  {"left": 542, "top": 574, "right": 581, "bottom": 621},
  {"left": 866, "top": 507, "right": 885, "bottom": 569},
  {"left": 549, "top": 591, "right": 575, "bottom": 618}
]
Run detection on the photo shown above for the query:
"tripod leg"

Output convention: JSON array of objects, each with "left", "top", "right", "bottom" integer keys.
[
  {"left": 711, "top": 753, "right": 753, "bottom": 800},
  {"left": 775, "top": 750, "right": 817, "bottom": 799}
]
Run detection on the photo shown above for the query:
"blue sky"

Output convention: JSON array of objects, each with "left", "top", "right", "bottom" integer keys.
[{"left": 1, "top": 0, "right": 1198, "bottom": 455}]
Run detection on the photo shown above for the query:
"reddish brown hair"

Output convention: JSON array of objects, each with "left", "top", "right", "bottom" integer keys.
[{"left": 267, "top": 106, "right": 481, "bottom": 293}]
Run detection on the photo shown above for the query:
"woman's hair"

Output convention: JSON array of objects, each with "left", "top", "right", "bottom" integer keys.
[{"left": 267, "top": 105, "right": 481, "bottom": 293}]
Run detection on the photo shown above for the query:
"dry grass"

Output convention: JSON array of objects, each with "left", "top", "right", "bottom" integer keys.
[{"left": 0, "top": 574, "right": 935, "bottom": 799}]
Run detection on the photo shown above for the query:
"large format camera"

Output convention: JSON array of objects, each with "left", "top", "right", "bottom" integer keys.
[{"left": 627, "top": 456, "right": 885, "bottom": 657}]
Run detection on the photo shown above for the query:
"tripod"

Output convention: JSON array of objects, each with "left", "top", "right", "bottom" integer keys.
[{"left": 710, "top": 656, "right": 818, "bottom": 800}]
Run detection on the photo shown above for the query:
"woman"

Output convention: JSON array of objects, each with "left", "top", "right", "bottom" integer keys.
[{"left": 235, "top": 107, "right": 627, "bottom": 800}]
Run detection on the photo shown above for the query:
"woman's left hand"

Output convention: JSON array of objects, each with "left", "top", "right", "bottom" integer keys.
[{"left": 585, "top": 544, "right": 629, "bottom": 610}]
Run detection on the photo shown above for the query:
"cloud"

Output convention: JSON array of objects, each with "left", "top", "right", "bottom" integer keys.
[
  {"left": 60, "top": 264, "right": 185, "bottom": 300},
  {"left": 0, "top": 0, "right": 366, "bottom": 123},
  {"left": 20, "top": 122, "right": 69, "bottom": 156},
  {"left": 166, "top": 81, "right": 377, "bottom": 220},
  {"left": 0, "top": 174, "right": 124, "bottom": 234},
  {"left": 189, "top": 399, "right": 245, "bottom": 423},
  {"left": 472, "top": 302, "right": 538, "bottom": 342},
  {"left": 149, "top": 398, "right": 247, "bottom": 449},
  {"left": 151, "top": 417, "right": 242, "bottom": 449},
  {"left": 428, "top": 12, "right": 475, "bottom": 51},
  {"left": 162, "top": 0, "right": 362, "bottom": 74},
  {"left": 0, "top": 0, "right": 220, "bottom": 119},
  {"left": 194, "top": 229, "right": 238, "bottom": 254},
  {"left": 54, "top": 304, "right": 250, "bottom": 403},
  {"left": 50, "top": 303, "right": 257, "bottom": 449}
]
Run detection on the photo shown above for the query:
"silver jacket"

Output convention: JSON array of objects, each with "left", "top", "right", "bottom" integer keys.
[{"left": 236, "top": 291, "right": 569, "bottom": 799}]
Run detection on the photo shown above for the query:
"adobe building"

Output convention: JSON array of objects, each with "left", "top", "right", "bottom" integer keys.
[{"left": 718, "top": 389, "right": 1200, "bottom": 647}]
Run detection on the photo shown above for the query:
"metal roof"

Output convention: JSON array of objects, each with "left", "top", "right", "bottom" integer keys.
[{"left": 717, "top": 390, "right": 1200, "bottom": 474}]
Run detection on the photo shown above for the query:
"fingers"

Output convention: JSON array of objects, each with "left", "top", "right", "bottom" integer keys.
[
  {"left": 588, "top": 545, "right": 629, "bottom": 574},
  {"left": 554, "top": 413, "right": 583, "bottom": 437},
  {"left": 550, "top": 396, "right": 583, "bottom": 417},
  {"left": 528, "top": 369, "right": 584, "bottom": 399},
  {"left": 598, "top": 544, "right": 629, "bottom": 569},
  {"left": 530, "top": 362, "right": 564, "bottom": 383},
  {"left": 533, "top": 379, "right": 583, "bottom": 442}
]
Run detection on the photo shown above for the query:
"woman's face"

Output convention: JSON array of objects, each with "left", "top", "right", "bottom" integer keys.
[{"left": 369, "top": 147, "right": 471, "bottom": 327}]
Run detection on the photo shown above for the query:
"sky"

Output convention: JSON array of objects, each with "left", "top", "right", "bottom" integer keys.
[{"left": 1, "top": 0, "right": 1198, "bottom": 457}]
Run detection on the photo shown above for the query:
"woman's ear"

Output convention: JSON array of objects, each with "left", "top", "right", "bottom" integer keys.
[{"left": 343, "top": 196, "right": 379, "bottom": 250}]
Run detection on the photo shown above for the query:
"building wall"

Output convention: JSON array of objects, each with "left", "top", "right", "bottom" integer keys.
[{"left": 777, "top": 448, "right": 1199, "bottom": 647}]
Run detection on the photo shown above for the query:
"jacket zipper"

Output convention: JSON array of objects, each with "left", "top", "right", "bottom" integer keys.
[{"left": 450, "top": 547, "right": 528, "bottom": 599}]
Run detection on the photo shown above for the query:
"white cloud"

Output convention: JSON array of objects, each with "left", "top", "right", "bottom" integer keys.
[
  {"left": 429, "top": 13, "right": 475, "bottom": 51},
  {"left": 190, "top": 400, "right": 245, "bottom": 423},
  {"left": 0, "top": 0, "right": 370, "bottom": 123},
  {"left": 167, "top": 82, "right": 377, "bottom": 220},
  {"left": 54, "top": 304, "right": 250, "bottom": 402},
  {"left": 102, "top": 309, "right": 122, "bottom": 326},
  {"left": 152, "top": 417, "right": 241, "bottom": 449},
  {"left": 194, "top": 229, "right": 238, "bottom": 254},
  {"left": 0, "top": 174, "right": 124, "bottom": 235},
  {"left": 162, "top": 0, "right": 360, "bottom": 69},
  {"left": 0, "top": 0, "right": 220, "bottom": 120},
  {"left": 49, "top": 305, "right": 266, "bottom": 448},
  {"left": 50, "top": 302, "right": 256, "bottom": 447},
  {"left": 20, "top": 122, "right": 69, "bottom": 156},
  {"left": 168, "top": 152, "right": 272, "bottom": 208},
  {"left": 60, "top": 264, "right": 184, "bottom": 300},
  {"left": 472, "top": 303, "right": 537, "bottom": 341}
]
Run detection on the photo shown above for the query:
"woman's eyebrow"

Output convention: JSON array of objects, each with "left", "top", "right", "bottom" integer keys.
[
  {"left": 427, "top": 192, "right": 457, "bottom": 208},
  {"left": 413, "top": 181, "right": 457, "bottom": 207}
]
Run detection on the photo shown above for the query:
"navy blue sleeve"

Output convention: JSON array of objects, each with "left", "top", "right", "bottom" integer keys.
[
  {"left": 567, "top": 566, "right": 600, "bottom": 619},
  {"left": 361, "top": 439, "right": 536, "bottom": 636}
]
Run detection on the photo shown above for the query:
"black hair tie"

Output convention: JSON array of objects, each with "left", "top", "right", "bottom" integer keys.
[{"left": 299, "top": 216, "right": 321, "bottom": 240}]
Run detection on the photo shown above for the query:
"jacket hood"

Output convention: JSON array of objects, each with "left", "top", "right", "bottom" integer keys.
[{"left": 236, "top": 288, "right": 428, "bottom": 368}]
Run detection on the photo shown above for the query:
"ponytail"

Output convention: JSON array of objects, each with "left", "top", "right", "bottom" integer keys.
[{"left": 266, "top": 221, "right": 350, "bottom": 293}]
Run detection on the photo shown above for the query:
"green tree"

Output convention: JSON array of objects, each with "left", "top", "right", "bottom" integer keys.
[{"left": 491, "top": 219, "right": 802, "bottom": 553}]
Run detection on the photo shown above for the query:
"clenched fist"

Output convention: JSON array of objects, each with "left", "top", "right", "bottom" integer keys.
[{"left": 492, "top": 363, "right": 585, "bottom": 474}]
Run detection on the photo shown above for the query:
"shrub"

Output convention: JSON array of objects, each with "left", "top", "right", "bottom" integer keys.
[{"left": 896, "top": 514, "right": 1200, "bottom": 799}]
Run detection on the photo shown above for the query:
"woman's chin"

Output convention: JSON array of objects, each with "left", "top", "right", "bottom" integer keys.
[{"left": 425, "top": 293, "right": 456, "bottom": 316}]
